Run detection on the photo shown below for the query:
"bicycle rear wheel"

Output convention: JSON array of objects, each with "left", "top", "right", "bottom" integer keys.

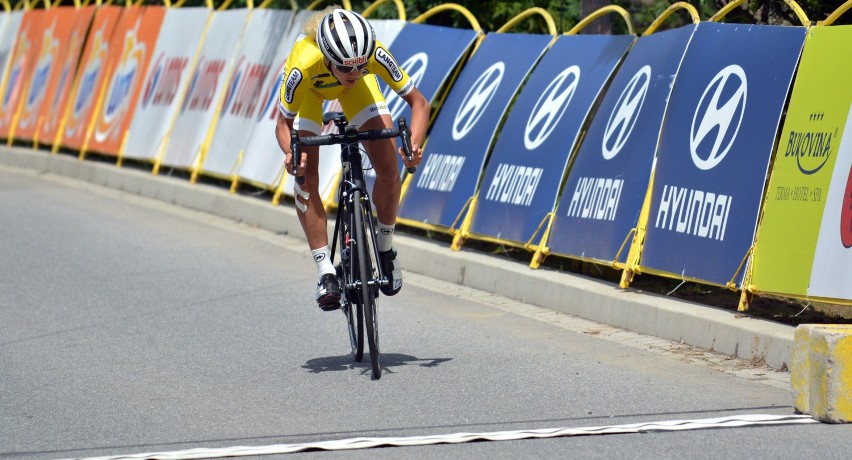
[{"left": 352, "top": 189, "right": 381, "bottom": 379}]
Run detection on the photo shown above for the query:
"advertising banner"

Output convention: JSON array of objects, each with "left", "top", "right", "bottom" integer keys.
[
  {"left": 199, "top": 9, "right": 293, "bottom": 178},
  {"left": 60, "top": 6, "right": 123, "bottom": 151},
  {"left": 15, "top": 7, "right": 95, "bottom": 142},
  {"left": 0, "top": 9, "right": 45, "bottom": 138},
  {"left": 238, "top": 10, "right": 310, "bottom": 190},
  {"left": 37, "top": 6, "right": 97, "bottom": 146},
  {"left": 159, "top": 8, "right": 248, "bottom": 169},
  {"left": 123, "top": 7, "right": 210, "bottom": 161},
  {"left": 548, "top": 25, "right": 696, "bottom": 262},
  {"left": 810, "top": 102, "right": 852, "bottom": 300},
  {"left": 365, "top": 22, "right": 477, "bottom": 191},
  {"left": 640, "top": 22, "right": 806, "bottom": 287},
  {"left": 0, "top": 10, "right": 24, "bottom": 95},
  {"left": 751, "top": 25, "right": 852, "bottom": 298},
  {"left": 398, "top": 32, "right": 552, "bottom": 228},
  {"left": 469, "top": 33, "right": 634, "bottom": 245},
  {"left": 87, "top": 6, "right": 166, "bottom": 156}
]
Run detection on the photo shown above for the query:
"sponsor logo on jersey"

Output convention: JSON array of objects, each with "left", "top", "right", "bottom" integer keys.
[
  {"left": 690, "top": 64, "right": 747, "bottom": 171},
  {"left": 602, "top": 65, "right": 650, "bottom": 160},
  {"left": 524, "top": 65, "right": 580, "bottom": 150},
  {"left": 452, "top": 62, "right": 503, "bottom": 141},
  {"left": 384, "top": 52, "right": 427, "bottom": 121},
  {"left": 375, "top": 47, "right": 402, "bottom": 82},
  {"left": 283, "top": 67, "right": 302, "bottom": 104}
]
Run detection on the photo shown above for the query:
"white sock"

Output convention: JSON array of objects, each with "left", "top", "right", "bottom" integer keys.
[
  {"left": 376, "top": 221, "right": 394, "bottom": 252},
  {"left": 311, "top": 246, "right": 335, "bottom": 276}
]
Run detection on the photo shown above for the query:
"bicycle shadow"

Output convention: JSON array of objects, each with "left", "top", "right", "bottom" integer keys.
[{"left": 302, "top": 353, "right": 452, "bottom": 375}]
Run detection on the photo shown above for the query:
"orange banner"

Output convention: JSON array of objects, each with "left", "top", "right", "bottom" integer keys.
[
  {"left": 60, "top": 6, "right": 123, "bottom": 151},
  {"left": 15, "top": 6, "right": 96, "bottom": 142},
  {"left": 87, "top": 6, "right": 166, "bottom": 156},
  {"left": 25, "top": 6, "right": 98, "bottom": 145},
  {"left": 0, "top": 9, "right": 46, "bottom": 139}
]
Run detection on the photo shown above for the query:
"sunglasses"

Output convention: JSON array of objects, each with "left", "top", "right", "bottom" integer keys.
[{"left": 333, "top": 62, "right": 368, "bottom": 74}]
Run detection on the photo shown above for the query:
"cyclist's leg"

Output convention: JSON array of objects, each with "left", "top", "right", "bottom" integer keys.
[
  {"left": 340, "top": 76, "right": 402, "bottom": 296},
  {"left": 339, "top": 75, "right": 400, "bottom": 229},
  {"left": 295, "top": 95, "right": 340, "bottom": 308}
]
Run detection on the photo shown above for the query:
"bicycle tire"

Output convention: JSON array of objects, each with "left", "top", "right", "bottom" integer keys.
[
  {"left": 340, "top": 211, "right": 364, "bottom": 362},
  {"left": 352, "top": 189, "right": 381, "bottom": 379}
]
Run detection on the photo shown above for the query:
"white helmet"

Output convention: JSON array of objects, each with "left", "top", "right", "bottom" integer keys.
[{"left": 316, "top": 9, "right": 376, "bottom": 67}]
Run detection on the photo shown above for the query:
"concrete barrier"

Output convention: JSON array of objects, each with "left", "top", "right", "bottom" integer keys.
[{"left": 792, "top": 324, "right": 852, "bottom": 423}]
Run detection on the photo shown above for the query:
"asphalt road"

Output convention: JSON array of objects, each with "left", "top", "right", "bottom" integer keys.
[{"left": 2, "top": 166, "right": 851, "bottom": 459}]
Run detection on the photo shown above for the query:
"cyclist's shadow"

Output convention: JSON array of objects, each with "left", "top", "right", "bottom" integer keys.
[{"left": 302, "top": 353, "right": 452, "bottom": 375}]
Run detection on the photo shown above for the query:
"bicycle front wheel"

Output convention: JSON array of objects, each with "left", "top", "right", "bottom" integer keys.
[{"left": 352, "top": 189, "right": 380, "bottom": 380}]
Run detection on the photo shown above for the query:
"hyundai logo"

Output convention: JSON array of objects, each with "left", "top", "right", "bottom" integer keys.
[
  {"left": 602, "top": 65, "right": 650, "bottom": 160},
  {"left": 524, "top": 65, "right": 579, "bottom": 150},
  {"left": 690, "top": 64, "right": 747, "bottom": 171},
  {"left": 452, "top": 62, "right": 504, "bottom": 141}
]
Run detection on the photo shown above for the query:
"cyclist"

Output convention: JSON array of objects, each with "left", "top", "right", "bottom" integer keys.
[{"left": 276, "top": 7, "right": 429, "bottom": 310}]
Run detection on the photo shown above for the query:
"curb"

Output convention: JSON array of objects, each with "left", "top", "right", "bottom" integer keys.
[{"left": 0, "top": 146, "right": 795, "bottom": 370}]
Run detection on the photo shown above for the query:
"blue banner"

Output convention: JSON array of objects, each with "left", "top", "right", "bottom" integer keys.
[
  {"left": 548, "top": 25, "right": 697, "bottom": 263},
  {"left": 641, "top": 22, "right": 806, "bottom": 286},
  {"left": 366, "top": 23, "right": 477, "bottom": 187},
  {"left": 380, "top": 23, "right": 477, "bottom": 125},
  {"left": 398, "top": 32, "right": 552, "bottom": 227},
  {"left": 468, "top": 34, "right": 634, "bottom": 244}
]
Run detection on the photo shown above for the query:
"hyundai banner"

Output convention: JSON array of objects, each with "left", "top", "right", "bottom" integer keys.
[
  {"left": 398, "top": 32, "right": 552, "bottom": 228},
  {"left": 469, "top": 33, "right": 634, "bottom": 245},
  {"left": 549, "top": 25, "right": 696, "bottom": 263},
  {"left": 640, "top": 22, "right": 806, "bottom": 287},
  {"left": 365, "top": 23, "right": 477, "bottom": 194}
]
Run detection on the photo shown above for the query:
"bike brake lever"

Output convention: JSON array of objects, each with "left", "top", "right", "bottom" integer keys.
[
  {"left": 398, "top": 118, "right": 416, "bottom": 174},
  {"left": 290, "top": 131, "right": 305, "bottom": 185}
]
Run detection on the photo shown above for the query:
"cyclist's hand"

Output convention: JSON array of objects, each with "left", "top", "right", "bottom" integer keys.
[
  {"left": 399, "top": 143, "right": 423, "bottom": 168},
  {"left": 284, "top": 150, "right": 307, "bottom": 176}
]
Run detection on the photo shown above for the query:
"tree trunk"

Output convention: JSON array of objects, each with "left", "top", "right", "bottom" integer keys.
[{"left": 580, "top": 0, "right": 612, "bottom": 34}]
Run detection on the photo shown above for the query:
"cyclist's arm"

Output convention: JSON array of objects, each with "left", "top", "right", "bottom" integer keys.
[{"left": 401, "top": 86, "right": 429, "bottom": 158}]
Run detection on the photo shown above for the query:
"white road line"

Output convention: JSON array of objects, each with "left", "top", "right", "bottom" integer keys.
[{"left": 70, "top": 414, "right": 817, "bottom": 460}]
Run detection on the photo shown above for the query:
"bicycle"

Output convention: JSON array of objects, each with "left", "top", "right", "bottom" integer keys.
[{"left": 290, "top": 112, "right": 415, "bottom": 380}]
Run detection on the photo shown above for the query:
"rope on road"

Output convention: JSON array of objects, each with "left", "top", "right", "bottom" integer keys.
[{"left": 73, "top": 414, "right": 819, "bottom": 459}]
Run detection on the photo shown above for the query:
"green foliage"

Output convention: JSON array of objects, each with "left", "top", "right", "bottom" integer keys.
[{"left": 212, "top": 1, "right": 851, "bottom": 31}]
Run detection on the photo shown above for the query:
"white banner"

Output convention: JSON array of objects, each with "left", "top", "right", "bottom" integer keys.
[
  {"left": 236, "top": 10, "right": 310, "bottom": 189},
  {"left": 199, "top": 9, "right": 293, "bottom": 178},
  {"left": 0, "top": 11, "right": 24, "bottom": 108},
  {"left": 124, "top": 7, "right": 210, "bottom": 161},
  {"left": 809, "top": 102, "right": 852, "bottom": 300},
  {"left": 159, "top": 8, "right": 249, "bottom": 170}
]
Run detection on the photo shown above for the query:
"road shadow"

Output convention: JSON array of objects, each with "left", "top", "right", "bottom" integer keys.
[{"left": 302, "top": 353, "right": 452, "bottom": 375}]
